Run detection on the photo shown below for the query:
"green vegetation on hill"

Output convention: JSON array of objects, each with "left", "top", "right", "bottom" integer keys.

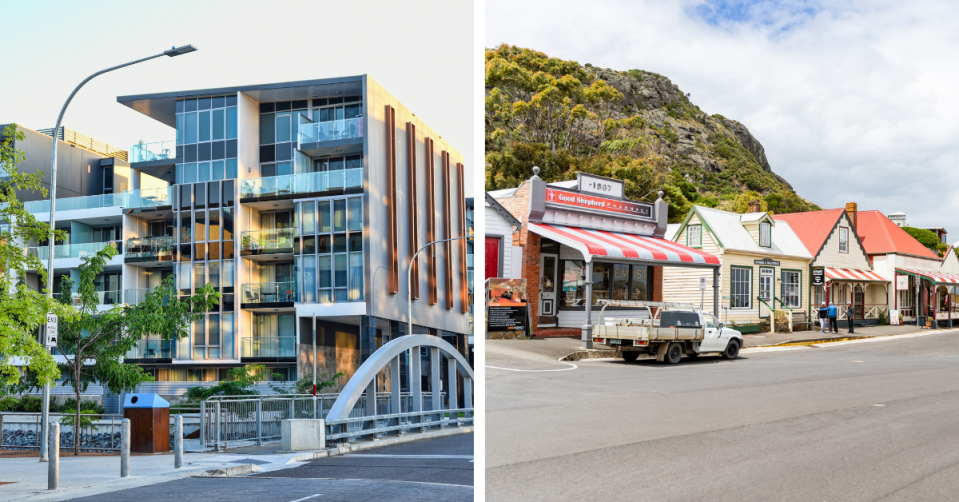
[
  {"left": 902, "top": 227, "right": 948, "bottom": 257},
  {"left": 485, "top": 45, "right": 819, "bottom": 222}
]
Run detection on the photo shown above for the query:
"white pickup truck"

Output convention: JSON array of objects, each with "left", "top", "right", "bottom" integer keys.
[{"left": 592, "top": 305, "right": 743, "bottom": 364}]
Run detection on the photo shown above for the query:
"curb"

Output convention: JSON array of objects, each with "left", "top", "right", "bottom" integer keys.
[
  {"left": 561, "top": 349, "right": 618, "bottom": 361},
  {"left": 192, "top": 463, "right": 262, "bottom": 477},
  {"left": 284, "top": 425, "right": 474, "bottom": 463}
]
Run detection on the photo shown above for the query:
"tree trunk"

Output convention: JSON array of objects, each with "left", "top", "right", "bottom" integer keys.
[{"left": 74, "top": 366, "right": 81, "bottom": 456}]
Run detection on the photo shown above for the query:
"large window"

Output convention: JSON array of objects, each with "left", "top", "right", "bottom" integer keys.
[
  {"left": 730, "top": 267, "right": 752, "bottom": 309},
  {"left": 781, "top": 270, "right": 801, "bottom": 307},
  {"left": 759, "top": 221, "right": 771, "bottom": 247},
  {"left": 560, "top": 261, "right": 651, "bottom": 307},
  {"left": 294, "top": 195, "right": 364, "bottom": 303},
  {"left": 687, "top": 225, "right": 702, "bottom": 248},
  {"left": 813, "top": 285, "right": 825, "bottom": 306},
  {"left": 176, "top": 96, "right": 238, "bottom": 183},
  {"left": 259, "top": 100, "right": 309, "bottom": 164},
  {"left": 839, "top": 227, "right": 849, "bottom": 253}
]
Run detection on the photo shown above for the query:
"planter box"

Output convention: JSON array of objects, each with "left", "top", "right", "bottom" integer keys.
[{"left": 733, "top": 324, "right": 762, "bottom": 334}]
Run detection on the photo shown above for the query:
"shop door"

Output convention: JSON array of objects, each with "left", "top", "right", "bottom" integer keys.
[
  {"left": 484, "top": 238, "right": 500, "bottom": 280},
  {"left": 854, "top": 285, "right": 864, "bottom": 319},
  {"left": 539, "top": 254, "right": 559, "bottom": 321},
  {"left": 759, "top": 267, "right": 774, "bottom": 318}
]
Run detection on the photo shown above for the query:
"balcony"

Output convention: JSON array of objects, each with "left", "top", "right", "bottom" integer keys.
[
  {"left": 122, "top": 187, "right": 174, "bottom": 210},
  {"left": 23, "top": 193, "right": 122, "bottom": 214},
  {"left": 29, "top": 241, "right": 121, "bottom": 261},
  {"left": 125, "top": 236, "right": 176, "bottom": 263},
  {"left": 123, "top": 288, "right": 156, "bottom": 306},
  {"left": 298, "top": 117, "right": 364, "bottom": 145},
  {"left": 241, "top": 282, "right": 297, "bottom": 308},
  {"left": 130, "top": 140, "right": 176, "bottom": 163},
  {"left": 240, "top": 229, "right": 294, "bottom": 256},
  {"left": 241, "top": 336, "right": 297, "bottom": 363},
  {"left": 239, "top": 169, "right": 363, "bottom": 200},
  {"left": 54, "top": 290, "right": 122, "bottom": 307},
  {"left": 125, "top": 338, "right": 174, "bottom": 362}
]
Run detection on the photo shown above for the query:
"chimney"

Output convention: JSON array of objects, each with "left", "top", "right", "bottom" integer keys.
[
  {"left": 747, "top": 200, "right": 762, "bottom": 213},
  {"left": 845, "top": 202, "right": 858, "bottom": 231}
]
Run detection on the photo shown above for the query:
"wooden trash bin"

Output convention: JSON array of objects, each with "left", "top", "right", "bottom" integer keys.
[{"left": 123, "top": 393, "right": 170, "bottom": 453}]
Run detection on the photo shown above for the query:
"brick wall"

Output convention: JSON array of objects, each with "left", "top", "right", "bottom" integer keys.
[
  {"left": 651, "top": 266, "right": 663, "bottom": 302},
  {"left": 495, "top": 181, "right": 543, "bottom": 332}
]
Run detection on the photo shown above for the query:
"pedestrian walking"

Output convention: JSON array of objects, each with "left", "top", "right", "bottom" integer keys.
[
  {"left": 846, "top": 302, "right": 855, "bottom": 334},
  {"left": 818, "top": 303, "right": 829, "bottom": 333},
  {"left": 827, "top": 302, "right": 839, "bottom": 334}
]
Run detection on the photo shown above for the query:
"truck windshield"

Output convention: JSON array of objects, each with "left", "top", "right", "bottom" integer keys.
[{"left": 660, "top": 311, "right": 701, "bottom": 328}]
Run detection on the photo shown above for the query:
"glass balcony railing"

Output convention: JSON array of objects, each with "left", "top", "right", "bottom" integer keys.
[
  {"left": 130, "top": 140, "right": 176, "bottom": 163},
  {"left": 239, "top": 169, "right": 363, "bottom": 199},
  {"left": 29, "top": 241, "right": 121, "bottom": 261},
  {"left": 298, "top": 117, "right": 364, "bottom": 144},
  {"left": 240, "top": 229, "right": 294, "bottom": 254},
  {"left": 125, "top": 236, "right": 176, "bottom": 261},
  {"left": 122, "top": 187, "right": 174, "bottom": 209},
  {"left": 241, "top": 282, "right": 297, "bottom": 304},
  {"left": 241, "top": 336, "right": 297, "bottom": 359},
  {"left": 54, "top": 290, "right": 122, "bottom": 306},
  {"left": 23, "top": 193, "right": 123, "bottom": 214},
  {"left": 126, "top": 338, "right": 174, "bottom": 359},
  {"left": 123, "top": 288, "right": 156, "bottom": 306}
]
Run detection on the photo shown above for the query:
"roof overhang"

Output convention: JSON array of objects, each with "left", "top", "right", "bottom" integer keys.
[
  {"left": 824, "top": 267, "right": 888, "bottom": 283},
  {"left": 896, "top": 268, "right": 959, "bottom": 285},
  {"left": 117, "top": 75, "right": 366, "bottom": 128}
]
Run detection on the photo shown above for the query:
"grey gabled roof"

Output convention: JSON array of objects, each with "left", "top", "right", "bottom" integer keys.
[
  {"left": 485, "top": 192, "right": 521, "bottom": 229},
  {"left": 694, "top": 205, "right": 812, "bottom": 259},
  {"left": 117, "top": 75, "right": 366, "bottom": 128}
]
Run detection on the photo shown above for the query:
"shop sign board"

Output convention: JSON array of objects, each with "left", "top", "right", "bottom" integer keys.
[
  {"left": 812, "top": 267, "right": 825, "bottom": 286},
  {"left": 754, "top": 258, "right": 781, "bottom": 266},
  {"left": 487, "top": 278, "right": 529, "bottom": 334},
  {"left": 545, "top": 188, "right": 652, "bottom": 218},
  {"left": 897, "top": 276, "right": 909, "bottom": 290},
  {"left": 890, "top": 309, "right": 900, "bottom": 325},
  {"left": 577, "top": 173, "right": 624, "bottom": 198}
]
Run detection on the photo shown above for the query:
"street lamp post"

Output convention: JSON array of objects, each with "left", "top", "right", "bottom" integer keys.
[
  {"left": 38, "top": 44, "right": 198, "bottom": 462},
  {"left": 406, "top": 233, "right": 474, "bottom": 338}
]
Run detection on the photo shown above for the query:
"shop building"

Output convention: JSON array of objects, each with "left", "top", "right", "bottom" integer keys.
[
  {"left": 484, "top": 192, "right": 522, "bottom": 281},
  {"left": 490, "top": 170, "right": 719, "bottom": 335},
  {"left": 14, "top": 75, "right": 471, "bottom": 394},
  {"left": 774, "top": 203, "right": 890, "bottom": 327},
  {"left": 665, "top": 204, "right": 812, "bottom": 325}
]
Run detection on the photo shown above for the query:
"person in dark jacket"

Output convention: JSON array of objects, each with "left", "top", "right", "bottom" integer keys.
[
  {"left": 827, "top": 302, "right": 839, "bottom": 334},
  {"left": 818, "top": 303, "right": 829, "bottom": 333},
  {"left": 846, "top": 302, "right": 855, "bottom": 334}
]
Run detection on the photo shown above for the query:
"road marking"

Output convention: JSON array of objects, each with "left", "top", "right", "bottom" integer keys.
[
  {"left": 347, "top": 454, "right": 474, "bottom": 459},
  {"left": 852, "top": 360, "right": 864, "bottom": 362},
  {"left": 288, "top": 494, "right": 322, "bottom": 502},
  {"left": 486, "top": 360, "right": 578, "bottom": 372},
  {"left": 874, "top": 404, "right": 885, "bottom": 406}
]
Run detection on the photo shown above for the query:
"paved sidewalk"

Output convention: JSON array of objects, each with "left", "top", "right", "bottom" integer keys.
[
  {"left": 487, "top": 337, "right": 612, "bottom": 360},
  {"left": 742, "top": 323, "right": 925, "bottom": 347},
  {"left": 0, "top": 427, "right": 471, "bottom": 501}
]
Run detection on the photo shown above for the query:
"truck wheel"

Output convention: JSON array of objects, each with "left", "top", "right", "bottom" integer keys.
[
  {"left": 622, "top": 351, "right": 639, "bottom": 362},
  {"left": 665, "top": 342, "right": 683, "bottom": 364},
  {"left": 723, "top": 340, "right": 741, "bottom": 360}
]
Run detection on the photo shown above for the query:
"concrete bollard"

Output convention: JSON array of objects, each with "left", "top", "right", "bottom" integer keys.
[
  {"left": 174, "top": 415, "right": 183, "bottom": 469},
  {"left": 120, "top": 418, "right": 130, "bottom": 478},
  {"left": 48, "top": 422, "right": 59, "bottom": 490}
]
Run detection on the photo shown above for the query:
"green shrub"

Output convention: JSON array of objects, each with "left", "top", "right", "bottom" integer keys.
[
  {"left": 58, "top": 398, "right": 103, "bottom": 414},
  {"left": 878, "top": 310, "right": 888, "bottom": 325},
  {"left": 0, "top": 396, "right": 19, "bottom": 412},
  {"left": 18, "top": 395, "right": 42, "bottom": 412}
]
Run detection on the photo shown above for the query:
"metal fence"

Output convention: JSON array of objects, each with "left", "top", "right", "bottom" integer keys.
[
  {"left": 0, "top": 413, "right": 125, "bottom": 452},
  {"left": 199, "top": 392, "right": 447, "bottom": 450}
]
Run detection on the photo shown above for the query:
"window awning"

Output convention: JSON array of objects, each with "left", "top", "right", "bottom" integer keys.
[
  {"left": 527, "top": 222, "right": 720, "bottom": 266},
  {"left": 825, "top": 267, "right": 888, "bottom": 283},
  {"left": 896, "top": 268, "right": 959, "bottom": 285}
]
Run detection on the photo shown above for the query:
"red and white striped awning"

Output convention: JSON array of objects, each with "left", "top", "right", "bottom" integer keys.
[
  {"left": 896, "top": 268, "right": 959, "bottom": 284},
  {"left": 527, "top": 222, "right": 720, "bottom": 266},
  {"left": 825, "top": 267, "right": 888, "bottom": 283}
]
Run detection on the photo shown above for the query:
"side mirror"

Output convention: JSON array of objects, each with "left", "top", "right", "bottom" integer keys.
[{"left": 718, "top": 323, "right": 725, "bottom": 329}]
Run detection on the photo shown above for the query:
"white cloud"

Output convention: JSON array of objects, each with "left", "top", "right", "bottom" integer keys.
[{"left": 486, "top": 0, "right": 959, "bottom": 230}]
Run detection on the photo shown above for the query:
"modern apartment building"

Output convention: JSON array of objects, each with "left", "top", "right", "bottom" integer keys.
[{"left": 8, "top": 75, "right": 471, "bottom": 393}]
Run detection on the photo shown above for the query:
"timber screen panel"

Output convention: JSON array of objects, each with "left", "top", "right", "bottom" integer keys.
[{"left": 407, "top": 122, "right": 419, "bottom": 300}]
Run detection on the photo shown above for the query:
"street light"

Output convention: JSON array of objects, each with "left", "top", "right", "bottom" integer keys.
[
  {"left": 39, "top": 44, "right": 198, "bottom": 462},
  {"left": 407, "top": 232, "right": 475, "bottom": 338}
]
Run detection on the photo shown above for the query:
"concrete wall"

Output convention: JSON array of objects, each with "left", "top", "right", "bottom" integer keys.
[
  {"left": 3, "top": 125, "right": 112, "bottom": 200},
  {"left": 363, "top": 76, "right": 469, "bottom": 335}
]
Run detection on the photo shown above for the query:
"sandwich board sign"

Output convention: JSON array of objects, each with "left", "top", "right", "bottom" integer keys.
[{"left": 44, "top": 313, "right": 58, "bottom": 348}]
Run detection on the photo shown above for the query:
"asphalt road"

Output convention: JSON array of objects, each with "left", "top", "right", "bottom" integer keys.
[
  {"left": 68, "top": 433, "right": 473, "bottom": 502},
  {"left": 486, "top": 330, "right": 959, "bottom": 501}
]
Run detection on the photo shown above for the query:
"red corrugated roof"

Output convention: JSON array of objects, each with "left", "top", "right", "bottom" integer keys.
[
  {"left": 856, "top": 210, "right": 939, "bottom": 259},
  {"left": 772, "top": 208, "right": 844, "bottom": 256}
]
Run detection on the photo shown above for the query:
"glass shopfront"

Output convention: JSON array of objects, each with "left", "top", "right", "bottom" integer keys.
[{"left": 560, "top": 260, "right": 651, "bottom": 308}]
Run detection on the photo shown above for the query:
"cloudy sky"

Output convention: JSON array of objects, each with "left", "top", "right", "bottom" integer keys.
[
  {"left": 486, "top": 0, "right": 959, "bottom": 236},
  {"left": 1, "top": 0, "right": 473, "bottom": 194}
]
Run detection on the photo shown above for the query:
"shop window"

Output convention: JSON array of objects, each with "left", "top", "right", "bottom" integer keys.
[
  {"left": 687, "top": 225, "right": 702, "bottom": 248},
  {"left": 560, "top": 261, "right": 652, "bottom": 307},
  {"left": 839, "top": 227, "right": 848, "bottom": 253},
  {"left": 781, "top": 270, "right": 801, "bottom": 307},
  {"left": 730, "top": 267, "right": 752, "bottom": 308},
  {"left": 813, "top": 285, "right": 824, "bottom": 306}
]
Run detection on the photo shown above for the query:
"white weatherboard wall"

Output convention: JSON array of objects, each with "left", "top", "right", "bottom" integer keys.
[
  {"left": 813, "top": 213, "right": 872, "bottom": 270},
  {"left": 485, "top": 204, "right": 520, "bottom": 279}
]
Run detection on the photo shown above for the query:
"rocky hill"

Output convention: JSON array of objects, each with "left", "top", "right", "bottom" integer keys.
[{"left": 485, "top": 45, "right": 818, "bottom": 221}]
